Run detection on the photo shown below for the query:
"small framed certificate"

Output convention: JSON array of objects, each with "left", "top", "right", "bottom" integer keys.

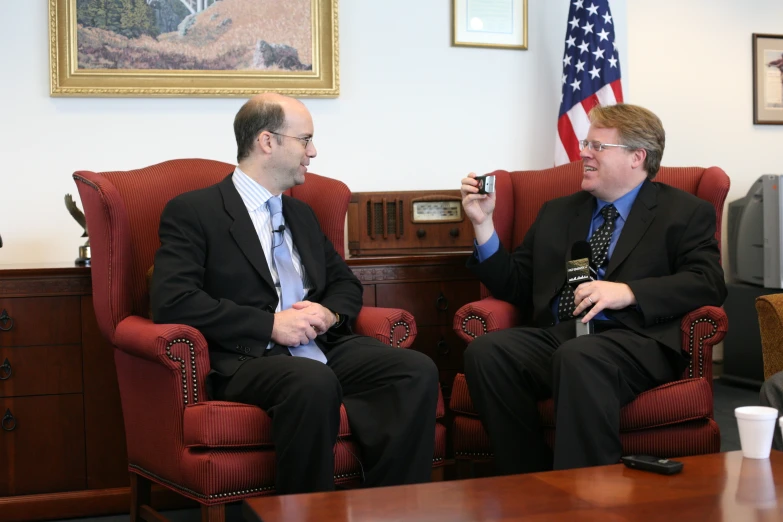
[
  {"left": 753, "top": 33, "right": 783, "bottom": 125},
  {"left": 452, "top": 0, "right": 528, "bottom": 50}
]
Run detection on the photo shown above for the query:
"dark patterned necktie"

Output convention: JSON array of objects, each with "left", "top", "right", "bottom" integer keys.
[{"left": 557, "top": 204, "right": 619, "bottom": 321}]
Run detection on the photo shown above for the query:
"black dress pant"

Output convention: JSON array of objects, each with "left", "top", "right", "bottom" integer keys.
[
  {"left": 464, "top": 320, "right": 681, "bottom": 474},
  {"left": 212, "top": 337, "right": 439, "bottom": 494}
]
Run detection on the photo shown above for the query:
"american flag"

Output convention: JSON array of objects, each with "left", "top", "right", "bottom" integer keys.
[{"left": 555, "top": 0, "right": 623, "bottom": 166}]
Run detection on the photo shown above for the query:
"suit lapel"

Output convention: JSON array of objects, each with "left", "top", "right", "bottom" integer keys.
[
  {"left": 567, "top": 194, "right": 595, "bottom": 252},
  {"left": 219, "top": 176, "right": 276, "bottom": 293},
  {"left": 605, "top": 180, "right": 657, "bottom": 278},
  {"left": 282, "top": 196, "right": 322, "bottom": 294}
]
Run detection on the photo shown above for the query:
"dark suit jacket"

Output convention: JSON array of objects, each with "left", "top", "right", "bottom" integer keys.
[
  {"left": 468, "top": 180, "right": 727, "bottom": 354},
  {"left": 150, "top": 174, "right": 363, "bottom": 377}
]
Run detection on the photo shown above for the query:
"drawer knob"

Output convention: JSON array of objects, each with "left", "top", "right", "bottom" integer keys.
[
  {"left": 437, "top": 339, "right": 451, "bottom": 356},
  {"left": 0, "top": 309, "right": 13, "bottom": 332},
  {"left": 0, "top": 358, "right": 11, "bottom": 380},
  {"left": 435, "top": 292, "right": 448, "bottom": 311},
  {"left": 2, "top": 409, "right": 16, "bottom": 432}
]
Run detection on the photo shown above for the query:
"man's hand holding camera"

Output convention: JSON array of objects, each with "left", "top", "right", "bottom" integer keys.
[{"left": 461, "top": 173, "right": 497, "bottom": 245}]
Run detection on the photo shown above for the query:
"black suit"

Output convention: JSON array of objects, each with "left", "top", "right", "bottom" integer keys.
[
  {"left": 464, "top": 180, "right": 726, "bottom": 472},
  {"left": 151, "top": 174, "right": 438, "bottom": 493}
]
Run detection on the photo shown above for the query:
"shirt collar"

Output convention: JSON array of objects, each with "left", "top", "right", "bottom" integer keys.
[
  {"left": 593, "top": 180, "right": 645, "bottom": 221},
  {"left": 232, "top": 167, "right": 276, "bottom": 212}
]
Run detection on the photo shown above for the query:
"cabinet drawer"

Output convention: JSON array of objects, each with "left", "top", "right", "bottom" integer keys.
[
  {"left": 0, "top": 345, "right": 83, "bottom": 397},
  {"left": 376, "top": 282, "right": 443, "bottom": 325},
  {"left": 440, "top": 282, "right": 481, "bottom": 320},
  {"left": 413, "top": 326, "right": 467, "bottom": 371},
  {"left": 0, "top": 394, "right": 86, "bottom": 496},
  {"left": 376, "top": 281, "right": 480, "bottom": 326},
  {"left": 0, "top": 297, "right": 81, "bottom": 347}
]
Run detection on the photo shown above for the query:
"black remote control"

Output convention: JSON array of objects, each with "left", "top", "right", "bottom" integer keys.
[{"left": 621, "top": 455, "right": 683, "bottom": 475}]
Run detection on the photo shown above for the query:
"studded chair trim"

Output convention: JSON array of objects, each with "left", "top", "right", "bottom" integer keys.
[{"left": 166, "top": 338, "right": 199, "bottom": 405}]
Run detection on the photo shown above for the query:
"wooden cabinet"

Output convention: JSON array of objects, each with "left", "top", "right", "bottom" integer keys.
[
  {"left": 347, "top": 254, "right": 480, "bottom": 399},
  {"left": 0, "top": 265, "right": 190, "bottom": 521}
]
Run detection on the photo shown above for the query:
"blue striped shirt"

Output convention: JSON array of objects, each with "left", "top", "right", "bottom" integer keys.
[{"left": 232, "top": 167, "right": 313, "bottom": 313}]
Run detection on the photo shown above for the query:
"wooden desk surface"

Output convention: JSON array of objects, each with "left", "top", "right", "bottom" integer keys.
[{"left": 243, "top": 451, "right": 783, "bottom": 522}]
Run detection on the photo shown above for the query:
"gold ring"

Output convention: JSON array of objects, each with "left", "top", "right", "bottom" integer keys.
[{"left": 587, "top": 296, "right": 594, "bottom": 305}]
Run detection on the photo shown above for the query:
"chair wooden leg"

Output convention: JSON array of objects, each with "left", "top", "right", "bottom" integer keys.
[
  {"left": 201, "top": 504, "right": 226, "bottom": 522},
  {"left": 430, "top": 466, "right": 445, "bottom": 482},
  {"left": 130, "top": 472, "right": 152, "bottom": 522}
]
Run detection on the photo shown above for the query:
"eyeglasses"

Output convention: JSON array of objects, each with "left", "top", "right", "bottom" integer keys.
[
  {"left": 268, "top": 132, "right": 313, "bottom": 148},
  {"left": 579, "top": 140, "right": 632, "bottom": 152}
]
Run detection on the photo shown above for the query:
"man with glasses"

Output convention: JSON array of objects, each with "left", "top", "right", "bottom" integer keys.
[
  {"left": 459, "top": 103, "right": 726, "bottom": 473},
  {"left": 151, "top": 93, "right": 438, "bottom": 494}
]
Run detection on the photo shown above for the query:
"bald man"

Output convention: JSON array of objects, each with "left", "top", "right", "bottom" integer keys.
[{"left": 151, "top": 94, "right": 438, "bottom": 494}]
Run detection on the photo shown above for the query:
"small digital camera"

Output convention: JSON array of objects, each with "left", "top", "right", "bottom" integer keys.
[{"left": 475, "top": 174, "right": 495, "bottom": 194}]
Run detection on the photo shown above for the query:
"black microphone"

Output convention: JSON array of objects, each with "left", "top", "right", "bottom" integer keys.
[
  {"left": 566, "top": 241, "right": 596, "bottom": 287},
  {"left": 566, "top": 240, "right": 596, "bottom": 336},
  {"left": 274, "top": 225, "right": 285, "bottom": 233}
]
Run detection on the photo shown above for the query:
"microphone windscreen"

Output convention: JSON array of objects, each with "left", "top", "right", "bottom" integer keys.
[{"left": 571, "top": 240, "right": 591, "bottom": 262}]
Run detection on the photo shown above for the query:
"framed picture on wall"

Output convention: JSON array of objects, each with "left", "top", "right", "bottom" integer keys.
[
  {"left": 49, "top": 0, "right": 338, "bottom": 98},
  {"left": 452, "top": 0, "right": 528, "bottom": 50},
  {"left": 753, "top": 33, "right": 783, "bottom": 124}
]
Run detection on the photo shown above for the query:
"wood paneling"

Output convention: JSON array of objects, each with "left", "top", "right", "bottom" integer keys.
[
  {"left": 0, "top": 297, "right": 81, "bottom": 347},
  {"left": 348, "top": 254, "right": 480, "bottom": 405},
  {"left": 0, "top": 266, "right": 133, "bottom": 519},
  {"left": 0, "top": 485, "right": 195, "bottom": 522},
  {"left": 0, "top": 394, "right": 86, "bottom": 496},
  {"left": 81, "top": 295, "right": 128, "bottom": 490},
  {"left": 376, "top": 282, "right": 443, "bottom": 325},
  {"left": 0, "top": 345, "right": 83, "bottom": 397},
  {"left": 412, "top": 327, "right": 465, "bottom": 371}
]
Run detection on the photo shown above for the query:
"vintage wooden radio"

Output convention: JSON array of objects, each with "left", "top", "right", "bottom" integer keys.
[{"left": 347, "top": 190, "right": 475, "bottom": 256}]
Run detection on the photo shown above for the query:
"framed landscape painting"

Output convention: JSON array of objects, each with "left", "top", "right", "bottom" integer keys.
[{"left": 49, "top": 0, "right": 339, "bottom": 97}]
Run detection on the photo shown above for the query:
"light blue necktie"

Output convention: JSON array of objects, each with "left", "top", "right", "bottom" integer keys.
[{"left": 266, "top": 196, "right": 327, "bottom": 363}]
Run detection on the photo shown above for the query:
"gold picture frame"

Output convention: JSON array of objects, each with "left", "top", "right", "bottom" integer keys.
[
  {"left": 753, "top": 33, "right": 783, "bottom": 125},
  {"left": 452, "top": 0, "right": 528, "bottom": 50},
  {"left": 49, "top": 0, "right": 339, "bottom": 97}
]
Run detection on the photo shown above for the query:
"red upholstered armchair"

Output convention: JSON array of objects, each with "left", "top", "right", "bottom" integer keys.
[
  {"left": 73, "top": 159, "right": 446, "bottom": 521},
  {"left": 450, "top": 161, "right": 729, "bottom": 473}
]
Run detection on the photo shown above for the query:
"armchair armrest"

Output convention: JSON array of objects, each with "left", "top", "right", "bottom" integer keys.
[
  {"left": 679, "top": 305, "right": 728, "bottom": 382},
  {"left": 112, "top": 315, "right": 214, "bottom": 469},
  {"left": 756, "top": 294, "right": 783, "bottom": 380},
  {"left": 113, "top": 314, "right": 211, "bottom": 407},
  {"left": 355, "top": 307, "right": 417, "bottom": 348},
  {"left": 114, "top": 315, "right": 209, "bottom": 363},
  {"left": 453, "top": 297, "right": 522, "bottom": 344}
]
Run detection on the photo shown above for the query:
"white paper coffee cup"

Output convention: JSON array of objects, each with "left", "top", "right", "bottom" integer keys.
[{"left": 735, "top": 406, "right": 778, "bottom": 459}]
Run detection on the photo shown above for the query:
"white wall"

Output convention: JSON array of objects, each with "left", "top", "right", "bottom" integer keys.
[
  {"left": 0, "top": 0, "right": 629, "bottom": 264},
  {"left": 627, "top": 0, "right": 783, "bottom": 269}
]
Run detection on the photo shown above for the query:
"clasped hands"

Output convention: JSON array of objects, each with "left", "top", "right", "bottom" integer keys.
[
  {"left": 271, "top": 301, "right": 337, "bottom": 347},
  {"left": 572, "top": 281, "right": 636, "bottom": 323}
]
